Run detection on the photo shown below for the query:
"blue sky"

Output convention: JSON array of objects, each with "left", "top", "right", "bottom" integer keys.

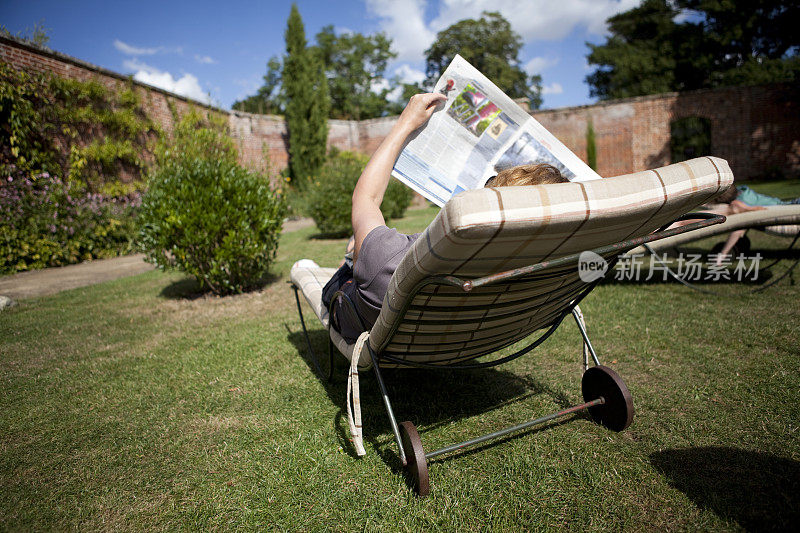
[{"left": 2, "top": 0, "right": 640, "bottom": 110}]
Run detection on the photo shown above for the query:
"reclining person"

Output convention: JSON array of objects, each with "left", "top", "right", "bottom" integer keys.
[
  {"left": 701, "top": 184, "right": 800, "bottom": 265},
  {"left": 320, "top": 93, "right": 567, "bottom": 344}
]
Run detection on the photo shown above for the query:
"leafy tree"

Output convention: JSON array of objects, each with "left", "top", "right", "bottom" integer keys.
[
  {"left": 235, "top": 27, "right": 401, "bottom": 119},
  {"left": 282, "top": 3, "right": 330, "bottom": 188},
  {"left": 313, "top": 26, "right": 396, "bottom": 120},
  {"left": 385, "top": 82, "right": 426, "bottom": 115},
  {"left": 232, "top": 56, "right": 283, "bottom": 114},
  {"left": 586, "top": 0, "right": 682, "bottom": 99},
  {"left": 586, "top": 120, "right": 597, "bottom": 171},
  {"left": 424, "top": 11, "right": 543, "bottom": 109},
  {"left": 586, "top": 0, "right": 799, "bottom": 100}
]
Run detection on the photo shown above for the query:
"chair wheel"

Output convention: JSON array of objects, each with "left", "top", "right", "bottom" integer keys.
[
  {"left": 399, "top": 421, "right": 429, "bottom": 497},
  {"left": 582, "top": 365, "right": 634, "bottom": 432}
]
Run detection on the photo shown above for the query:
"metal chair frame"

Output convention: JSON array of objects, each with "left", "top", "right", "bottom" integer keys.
[{"left": 291, "top": 213, "right": 725, "bottom": 479}]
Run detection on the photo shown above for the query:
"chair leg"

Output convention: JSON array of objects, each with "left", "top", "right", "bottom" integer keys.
[
  {"left": 572, "top": 306, "right": 601, "bottom": 368},
  {"left": 291, "top": 284, "right": 331, "bottom": 380},
  {"left": 366, "top": 345, "right": 408, "bottom": 467},
  {"left": 366, "top": 346, "right": 432, "bottom": 496}
]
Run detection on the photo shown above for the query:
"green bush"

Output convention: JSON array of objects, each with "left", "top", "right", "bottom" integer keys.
[
  {"left": 154, "top": 109, "right": 236, "bottom": 168},
  {"left": 300, "top": 151, "right": 413, "bottom": 237},
  {"left": 0, "top": 169, "right": 140, "bottom": 274},
  {"left": 138, "top": 157, "right": 285, "bottom": 295},
  {"left": 383, "top": 176, "right": 414, "bottom": 220}
]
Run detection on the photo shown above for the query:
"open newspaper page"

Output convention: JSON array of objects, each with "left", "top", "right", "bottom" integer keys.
[{"left": 392, "top": 55, "right": 601, "bottom": 206}]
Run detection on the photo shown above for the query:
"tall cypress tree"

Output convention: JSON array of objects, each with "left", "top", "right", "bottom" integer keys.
[
  {"left": 283, "top": 3, "right": 329, "bottom": 189},
  {"left": 585, "top": 120, "right": 597, "bottom": 171}
]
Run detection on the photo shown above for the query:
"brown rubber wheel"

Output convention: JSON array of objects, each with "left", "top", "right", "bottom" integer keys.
[
  {"left": 399, "top": 421, "right": 430, "bottom": 497},
  {"left": 582, "top": 365, "right": 634, "bottom": 432}
]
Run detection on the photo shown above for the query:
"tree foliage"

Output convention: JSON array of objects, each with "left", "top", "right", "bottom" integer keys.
[
  {"left": 231, "top": 56, "right": 283, "bottom": 115},
  {"left": 586, "top": 0, "right": 800, "bottom": 100},
  {"left": 236, "top": 25, "right": 400, "bottom": 120},
  {"left": 313, "top": 26, "right": 396, "bottom": 120},
  {"left": 424, "top": 11, "right": 543, "bottom": 109},
  {"left": 298, "top": 150, "right": 413, "bottom": 237},
  {"left": 282, "top": 3, "right": 330, "bottom": 188}
]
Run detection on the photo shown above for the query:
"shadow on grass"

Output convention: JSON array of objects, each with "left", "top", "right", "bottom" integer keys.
[
  {"left": 285, "top": 325, "right": 588, "bottom": 469},
  {"left": 650, "top": 447, "right": 800, "bottom": 530},
  {"left": 159, "top": 273, "right": 280, "bottom": 300}
]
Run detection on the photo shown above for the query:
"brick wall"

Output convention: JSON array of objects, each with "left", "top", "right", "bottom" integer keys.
[
  {"left": 533, "top": 85, "right": 799, "bottom": 180},
  {"left": 2, "top": 35, "right": 798, "bottom": 181}
]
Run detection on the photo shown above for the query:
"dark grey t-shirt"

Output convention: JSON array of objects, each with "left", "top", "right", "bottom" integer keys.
[{"left": 336, "top": 225, "right": 421, "bottom": 343}]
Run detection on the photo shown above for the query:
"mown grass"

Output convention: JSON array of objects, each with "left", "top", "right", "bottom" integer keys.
[{"left": 1, "top": 203, "right": 799, "bottom": 531}]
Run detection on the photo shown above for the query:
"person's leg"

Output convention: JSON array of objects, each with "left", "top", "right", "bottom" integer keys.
[
  {"left": 670, "top": 204, "right": 730, "bottom": 228},
  {"left": 716, "top": 229, "right": 746, "bottom": 265}
]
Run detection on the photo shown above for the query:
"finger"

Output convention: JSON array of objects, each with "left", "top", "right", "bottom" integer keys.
[
  {"left": 423, "top": 104, "right": 440, "bottom": 118},
  {"left": 419, "top": 93, "right": 447, "bottom": 107}
]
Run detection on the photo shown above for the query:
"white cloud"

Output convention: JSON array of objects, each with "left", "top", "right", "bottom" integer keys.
[
  {"left": 394, "top": 64, "right": 426, "bottom": 85},
  {"left": 430, "top": 0, "right": 641, "bottom": 42},
  {"left": 365, "top": 0, "right": 639, "bottom": 79},
  {"left": 114, "top": 39, "right": 159, "bottom": 56},
  {"left": 114, "top": 39, "right": 183, "bottom": 56},
  {"left": 123, "top": 59, "right": 211, "bottom": 104},
  {"left": 371, "top": 77, "right": 391, "bottom": 93},
  {"left": 365, "top": 0, "right": 436, "bottom": 63},
  {"left": 387, "top": 85, "right": 404, "bottom": 102},
  {"left": 195, "top": 54, "right": 216, "bottom": 64},
  {"left": 524, "top": 56, "right": 558, "bottom": 75},
  {"left": 541, "top": 82, "right": 564, "bottom": 95}
]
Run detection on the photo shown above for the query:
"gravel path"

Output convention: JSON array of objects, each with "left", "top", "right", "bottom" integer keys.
[{"left": 0, "top": 217, "right": 315, "bottom": 301}]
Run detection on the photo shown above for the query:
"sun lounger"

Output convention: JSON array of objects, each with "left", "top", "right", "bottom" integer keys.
[
  {"left": 626, "top": 204, "right": 800, "bottom": 255},
  {"left": 290, "top": 156, "right": 731, "bottom": 496}
]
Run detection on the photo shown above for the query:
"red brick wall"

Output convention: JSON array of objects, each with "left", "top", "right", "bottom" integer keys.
[
  {"left": 534, "top": 85, "right": 799, "bottom": 180},
  {"left": 3, "top": 35, "right": 798, "bottom": 181}
]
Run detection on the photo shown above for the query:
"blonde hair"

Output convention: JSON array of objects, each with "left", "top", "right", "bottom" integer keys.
[{"left": 486, "top": 163, "right": 567, "bottom": 187}]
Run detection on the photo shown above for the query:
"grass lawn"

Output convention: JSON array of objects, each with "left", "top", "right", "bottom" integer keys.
[{"left": 1, "top": 204, "right": 799, "bottom": 531}]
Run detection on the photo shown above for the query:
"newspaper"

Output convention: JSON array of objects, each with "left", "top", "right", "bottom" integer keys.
[{"left": 392, "top": 55, "right": 601, "bottom": 206}]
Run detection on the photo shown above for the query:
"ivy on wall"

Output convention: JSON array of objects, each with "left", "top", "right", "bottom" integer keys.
[{"left": 0, "top": 61, "right": 159, "bottom": 194}]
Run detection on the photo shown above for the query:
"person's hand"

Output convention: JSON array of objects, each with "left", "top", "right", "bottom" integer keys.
[{"left": 397, "top": 93, "right": 447, "bottom": 134}]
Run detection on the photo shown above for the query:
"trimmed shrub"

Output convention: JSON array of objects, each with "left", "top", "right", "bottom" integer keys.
[
  {"left": 383, "top": 176, "right": 414, "bottom": 220},
  {"left": 300, "top": 151, "right": 413, "bottom": 237},
  {"left": 0, "top": 168, "right": 140, "bottom": 274},
  {"left": 137, "top": 158, "right": 285, "bottom": 295}
]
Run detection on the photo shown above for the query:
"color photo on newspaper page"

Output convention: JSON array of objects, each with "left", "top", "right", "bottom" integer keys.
[{"left": 447, "top": 83, "right": 504, "bottom": 138}]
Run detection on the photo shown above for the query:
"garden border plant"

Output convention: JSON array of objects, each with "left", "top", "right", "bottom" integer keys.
[
  {"left": 0, "top": 62, "right": 156, "bottom": 273},
  {"left": 298, "top": 149, "right": 413, "bottom": 237},
  {"left": 137, "top": 111, "right": 286, "bottom": 295}
]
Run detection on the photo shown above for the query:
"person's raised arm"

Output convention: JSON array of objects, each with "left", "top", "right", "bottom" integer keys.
[{"left": 351, "top": 93, "right": 446, "bottom": 261}]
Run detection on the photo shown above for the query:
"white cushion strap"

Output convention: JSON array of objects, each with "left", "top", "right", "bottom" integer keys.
[{"left": 346, "top": 331, "right": 370, "bottom": 457}]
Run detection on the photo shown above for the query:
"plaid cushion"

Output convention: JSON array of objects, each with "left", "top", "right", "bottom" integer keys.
[
  {"left": 368, "top": 156, "right": 733, "bottom": 364},
  {"left": 289, "top": 262, "right": 357, "bottom": 360},
  {"left": 628, "top": 204, "right": 800, "bottom": 253}
]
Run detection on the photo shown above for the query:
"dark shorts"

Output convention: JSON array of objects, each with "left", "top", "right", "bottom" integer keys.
[{"left": 326, "top": 226, "right": 421, "bottom": 343}]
